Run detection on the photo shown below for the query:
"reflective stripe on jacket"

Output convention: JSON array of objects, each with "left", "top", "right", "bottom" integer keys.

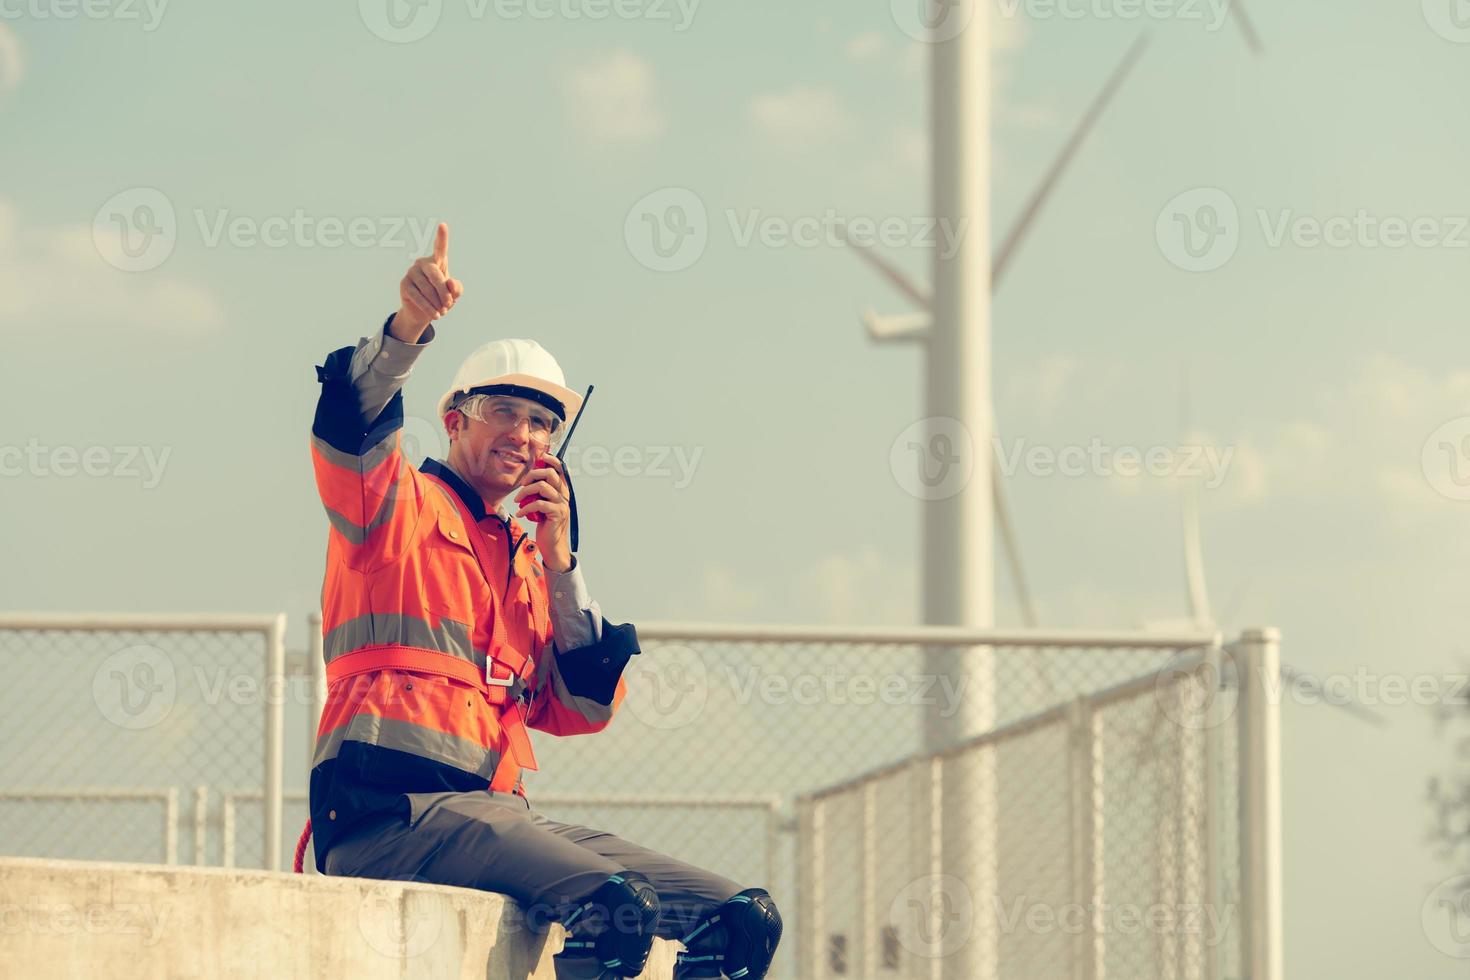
[{"left": 307, "top": 343, "right": 638, "bottom": 868}]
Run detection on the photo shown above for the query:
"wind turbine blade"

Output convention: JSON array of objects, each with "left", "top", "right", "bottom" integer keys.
[
  {"left": 1279, "top": 665, "right": 1387, "bottom": 727},
  {"left": 1179, "top": 362, "right": 1213, "bottom": 627},
  {"left": 847, "top": 30, "right": 1149, "bottom": 308},
  {"left": 992, "top": 452, "right": 1048, "bottom": 698},
  {"left": 862, "top": 309, "right": 933, "bottom": 342},
  {"left": 1228, "top": 0, "right": 1264, "bottom": 56},
  {"left": 839, "top": 230, "right": 933, "bottom": 310},
  {"left": 1182, "top": 482, "right": 1213, "bottom": 627},
  {"left": 992, "top": 464, "right": 1038, "bottom": 628},
  {"left": 1219, "top": 577, "right": 1253, "bottom": 631},
  {"left": 992, "top": 32, "right": 1151, "bottom": 289}
]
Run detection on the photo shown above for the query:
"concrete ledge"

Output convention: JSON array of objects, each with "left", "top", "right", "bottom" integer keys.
[{"left": 0, "top": 858, "right": 680, "bottom": 979}]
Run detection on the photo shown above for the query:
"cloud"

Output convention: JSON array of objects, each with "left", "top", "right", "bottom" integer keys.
[
  {"left": 1033, "top": 581, "right": 1187, "bottom": 632},
  {"left": 1347, "top": 356, "right": 1470, "bottom": 511},
  {"left": 1230, "top": 358, "right": 1470, "bottom": 512},
  {"left": 1009, "top": 355, "right": 1084, "bottom": 422},
  {"left": 0, "top": 196, "right": 15, "bottom": 246},
  {"left": 900, "top": 4, "right": 1027, "bottom": 72},
  {"left": 0, "top": 199, "right": 224, "bottom": 333},
  {"left": 893, "top": 124, "right": 926, "bottom": 175},
  {"left": 846, "top": 31, "right": 886, "bottom": 62},
  {"left": 990, "top": 9, "right": 1056, "bottom": 130},
  {"left": 897, "top": 7, "right": 1051, "bottom": 135},
  {"left": 793, "top": 548, "right": 918, "bottom": 625},
  {"left": 1005, "top": 354, "right": 1133, "bottom": 423},
  {"left": 0, "top": 23, "right": 22, "bottom": 99},
  {"left": 1075, "top": 356, "right": 1470, "bottom": 515},
  {"left": 901, "top": 40, "right": 926, "bottom": 78},
  {"left": 848, "top": 123, "right": 928, "bottom": 190},
  {"left": 693, "top": 565, "right": 765, "bottom": 621},
  {"left": 672, "top": 550, "right": 918, "bottom": 626},
  {"left": 992, "top": 5, "right": 1027, "bottom": 54},
  {"left": 747, "top": 86, "right": 856, "bottom": 151},
  {"left": 563, "top": 50, "right": 666, "bottom": 145}
]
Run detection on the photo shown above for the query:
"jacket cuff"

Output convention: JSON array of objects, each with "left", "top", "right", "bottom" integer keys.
[
  {"left": 552, "top": 620, "right": 639, "bottom": 706},
  {"left": 351, "top": 315, "right": 436, "bottom": 383},
  {"left": 313, "top": 344, "right": 405, "bottom": 457},
  {"left": 545, "top": 558, "right": 591, "bottom": 613}
]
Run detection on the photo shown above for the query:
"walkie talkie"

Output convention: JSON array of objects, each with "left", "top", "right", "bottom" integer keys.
[{"left": 524, "top": 386, "right": 593, "bottom": 550}]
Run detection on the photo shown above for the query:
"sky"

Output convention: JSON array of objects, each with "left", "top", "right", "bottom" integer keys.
[{"left": 5, "top": 0, "right": 1470, "bottom": 975}]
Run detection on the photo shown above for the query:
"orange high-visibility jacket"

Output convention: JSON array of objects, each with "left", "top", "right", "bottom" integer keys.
[{"left": 307, "top": 343, "right": 638, "bottom": 869}]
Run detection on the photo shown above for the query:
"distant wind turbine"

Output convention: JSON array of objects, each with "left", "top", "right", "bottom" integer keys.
[{"left": 845, "top": 33, "right": 1153, "bottom": 627}]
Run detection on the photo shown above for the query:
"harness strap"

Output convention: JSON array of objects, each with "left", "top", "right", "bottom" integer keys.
[
  {"left": 326, "top": 645, "right": 483, "bottom": 690},
  {"left": 324, "top": 643, "right": 538, "bottom": 783},
  {"left": 422, "top": 472, "right": 543, "bottom": 784}
]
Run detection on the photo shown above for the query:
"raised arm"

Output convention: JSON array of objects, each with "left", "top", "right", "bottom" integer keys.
[{"left": 309, "top": 222, "right": 463, "bottom": 569}]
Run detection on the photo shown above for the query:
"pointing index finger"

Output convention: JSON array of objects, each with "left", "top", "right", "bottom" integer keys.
[{"left": 432, "top": 222, "right": 449, "bottom": 273}]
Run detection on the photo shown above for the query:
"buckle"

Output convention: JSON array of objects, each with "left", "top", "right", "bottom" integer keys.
[{"left": 485, "top": 662, "right": 516, "bottom": 688}]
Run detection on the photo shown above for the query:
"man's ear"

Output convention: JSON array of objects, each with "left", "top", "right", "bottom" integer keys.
[{"left": 443, "top": 411, "right": 460, "bottom": 441}]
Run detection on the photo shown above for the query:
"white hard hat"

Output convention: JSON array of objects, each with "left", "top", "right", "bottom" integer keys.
[{"left": 437, "top": 338, "right": 582, "bottom": 423}]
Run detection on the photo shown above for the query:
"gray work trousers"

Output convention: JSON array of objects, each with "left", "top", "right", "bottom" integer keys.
[{"left": 322, "top": 789, "right": 743, "bottom": 976}]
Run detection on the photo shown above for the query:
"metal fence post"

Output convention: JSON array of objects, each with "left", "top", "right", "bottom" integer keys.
[
  {"left": 765, "top": 800, "right": 779, "bottom": 899},
  {"left": 928, "top": 756, "right": 944, "bottom": 980},
  {"left": 222, "top": 794, "right": 236, "bottom": 868},
  {"left": 164, "top": 788, "right": 179, "bottom": 866},
  {"left": 305, "top": 610, "right": 326, "bottom": 873},
  {"left": 1067, "top": 697, "right": 1102, "bottom": 980},
  {"left": 807, "top": 798, "right": 827, "bottom": 979},
  {"left": 796, "top": 798, "right": 812, "bottom": 980},
  {"left": 193, "top": 786, "right": 208, "bottom": 865},
  {"left": 1203, "top": 646, "right": 1223, "bottom": 980},
  {"left": 1236, "top": 628, "right": 1283, "bottom": 980},
  {"left": 860, "top": 782, "right": 878, "bottom": 976},
  {"left": 263, "top": 614, "right": 287, "bottom": 871},
  {"left": 308, "top": 610, "right": 326, "bottom": 770}
]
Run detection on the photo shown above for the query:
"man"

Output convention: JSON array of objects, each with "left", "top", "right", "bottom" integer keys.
[{"left": 304, "top": 223, "right": 781, "bottom": 980}]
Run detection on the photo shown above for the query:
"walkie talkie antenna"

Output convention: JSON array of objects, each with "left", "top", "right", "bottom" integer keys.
[{"left": 555, "top": 385, "right": 593, "bottom": 461}]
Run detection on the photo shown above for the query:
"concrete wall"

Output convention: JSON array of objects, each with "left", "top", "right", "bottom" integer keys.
[{"left": 0, "top": 858, "right": 680, "bottom": 979}]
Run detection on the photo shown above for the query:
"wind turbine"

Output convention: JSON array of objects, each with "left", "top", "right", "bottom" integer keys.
[
  {"left": 849, "top": 32, "right": 1152, "bottom": 627},
  {"left": 851, "top": 0, "right": 1265, "bottom": 628},
  {"left": 1151, "top": 367, "right": 1387, "bottom": 725}
]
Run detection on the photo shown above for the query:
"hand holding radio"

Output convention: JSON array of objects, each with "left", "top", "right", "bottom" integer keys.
[{"left": 515, "top": 454, "right": 573, "bottom": 572}]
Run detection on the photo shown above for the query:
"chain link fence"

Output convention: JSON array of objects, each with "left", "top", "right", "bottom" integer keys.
[
  {"left": 0, "top": 614, "right": 286, "bottom": 870},
  {"left": 524, "top": 622, "right": 1278, "bottom": 980},
  {"left": 779, "top": 640, "right": 1265, "bottom": 980},
  {"left": 1, "top": 615, "right": 1279, "bottom": 979}
]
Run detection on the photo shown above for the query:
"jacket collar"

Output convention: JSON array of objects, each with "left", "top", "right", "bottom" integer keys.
[{"left": 420, "top": 457, "right": 509, "bottom": 525}]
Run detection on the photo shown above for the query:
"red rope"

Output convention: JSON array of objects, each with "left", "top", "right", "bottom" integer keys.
[{"left": 292, "top": 819, "right": 312, "bottom": 873}]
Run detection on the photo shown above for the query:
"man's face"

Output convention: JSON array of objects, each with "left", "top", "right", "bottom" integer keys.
[{"left": 444, "top": 395, "right": 558, "bottom": 504}]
